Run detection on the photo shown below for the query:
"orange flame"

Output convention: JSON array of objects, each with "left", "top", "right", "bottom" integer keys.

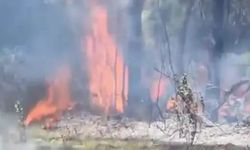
[
  {"left": 24, "top": 65, "right": 74, "bottom": 126},
  {"left": 82, "top": 2, "right": 128, "bottom": 114},
  {"left": 166, "top": 97, "right": 177, "bottom": 111},
  {"left": 150, "top": 77, "right": 166, "bottom": 102}
]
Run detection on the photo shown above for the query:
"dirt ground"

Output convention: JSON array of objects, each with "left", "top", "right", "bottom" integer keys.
[{"left": 0, "top": 111, "right": 249, "bottom": 150}]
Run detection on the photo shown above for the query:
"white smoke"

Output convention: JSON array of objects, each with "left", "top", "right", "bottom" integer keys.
[{"left": 0, "top": 112, "right": 37, "bottom": 150}]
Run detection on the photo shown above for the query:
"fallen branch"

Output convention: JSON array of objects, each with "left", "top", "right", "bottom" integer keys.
[{"left": 212, "top": 80, "right": 250, "bottom": 121}]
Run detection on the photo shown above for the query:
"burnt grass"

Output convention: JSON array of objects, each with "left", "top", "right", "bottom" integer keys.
[{"left": 34, "top": 139, "right": 247, "bottom": 150}]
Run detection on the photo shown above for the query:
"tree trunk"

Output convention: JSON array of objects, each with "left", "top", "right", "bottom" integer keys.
[
  {"left": 125, "top": 0, "right": 152, "bottom": 120},
  {"left": 211, "top": 0, "right": 225, "bottom": 121},
  {"left": 177, "top": 0, "right": 195, "bottom": 74}
]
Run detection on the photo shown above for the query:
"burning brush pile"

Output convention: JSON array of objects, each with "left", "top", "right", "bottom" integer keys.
[{"left": 0, "top": 0, "right": 250, "bottom": 149}]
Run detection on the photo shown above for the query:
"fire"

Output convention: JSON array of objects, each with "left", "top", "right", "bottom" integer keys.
[
  {"left": 24, "top": 65, "right": 74, "bottom": 126},
  {"left": 82, "top": 1, "right": 128, "bottom": 114},
  {"left": 25, "top": 1, "right": 128, "bottom": 124},
  {"left": 166, "top": 97, "right": 177, "bottom": 111},
  {"left": 150, "top": 77, "right": 167, "bottom": 102}
]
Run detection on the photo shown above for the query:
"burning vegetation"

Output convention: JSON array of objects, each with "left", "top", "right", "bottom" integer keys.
[
  {"left": 24, "top": 64, "right": 74, "bottom": 127},
  {"left": 23, "top": 0, "right": 129, "bottom": 127},
  {"left": 0, "top": 0, "right": 250, "bottom": 149},
  {"left": 83, "top": 1, "right": 128, "bottom": 114}
]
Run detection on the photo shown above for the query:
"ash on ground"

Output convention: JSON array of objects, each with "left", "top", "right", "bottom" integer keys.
[{"left": 35, "top": 111, "right": 250, "bottom": 146}]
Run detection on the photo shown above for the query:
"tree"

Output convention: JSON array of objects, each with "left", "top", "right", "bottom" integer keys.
[
  {"left": 125, "top": 0, "right": 152, "bottom": 120},
  {"left": 177, "top": 0, "right": 195, "bottom": 74},
  {"left": 210, "top": 0, "right": 225, "bottom": 121}
]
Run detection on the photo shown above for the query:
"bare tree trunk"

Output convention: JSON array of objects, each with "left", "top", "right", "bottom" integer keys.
[
  {"left": 125, "top": 0, "right": 152, "bottom": 120},
  {"left": 211, "top": 0, "right": 225, "bottom": 121},
  {"left": 177, "top": 0, "right": 195, "bottom": 74}
]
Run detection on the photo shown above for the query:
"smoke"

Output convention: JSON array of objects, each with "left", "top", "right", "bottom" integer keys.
[
  {"left": 0, "top": 0, "right": 249, "bottom": 149},
  {"left": 0, "top": 112, "right": 36, "bottom": 150},
  {"left": 4, "top": 0, "right": 103, "bottom": 82},
  {"left": 0, "top": 0, "right": 249, "bottom": 143},
  {"left": 0, "top": 2, "right": 75, "bottom": 119}
]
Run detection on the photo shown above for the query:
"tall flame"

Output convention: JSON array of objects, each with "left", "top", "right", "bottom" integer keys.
[
  {"left": 24, "top": 65, "right": 74, "bottom": 126},
  {"left": 82, "top": 1, "right": 128, "bottom": 114},
  {"left": 25, "top": 1, "right": 128, "bottom": 125}
]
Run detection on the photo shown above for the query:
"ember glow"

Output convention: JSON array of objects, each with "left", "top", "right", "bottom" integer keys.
[
  {"left": 166, "top": 97, "right": 177, "bottom": 111},
  {"left": 82, "top": 1, "right": 128, "bottom": 114},
  {"left": 24, "top": 65, "right": 74, "bottom": 126}
]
